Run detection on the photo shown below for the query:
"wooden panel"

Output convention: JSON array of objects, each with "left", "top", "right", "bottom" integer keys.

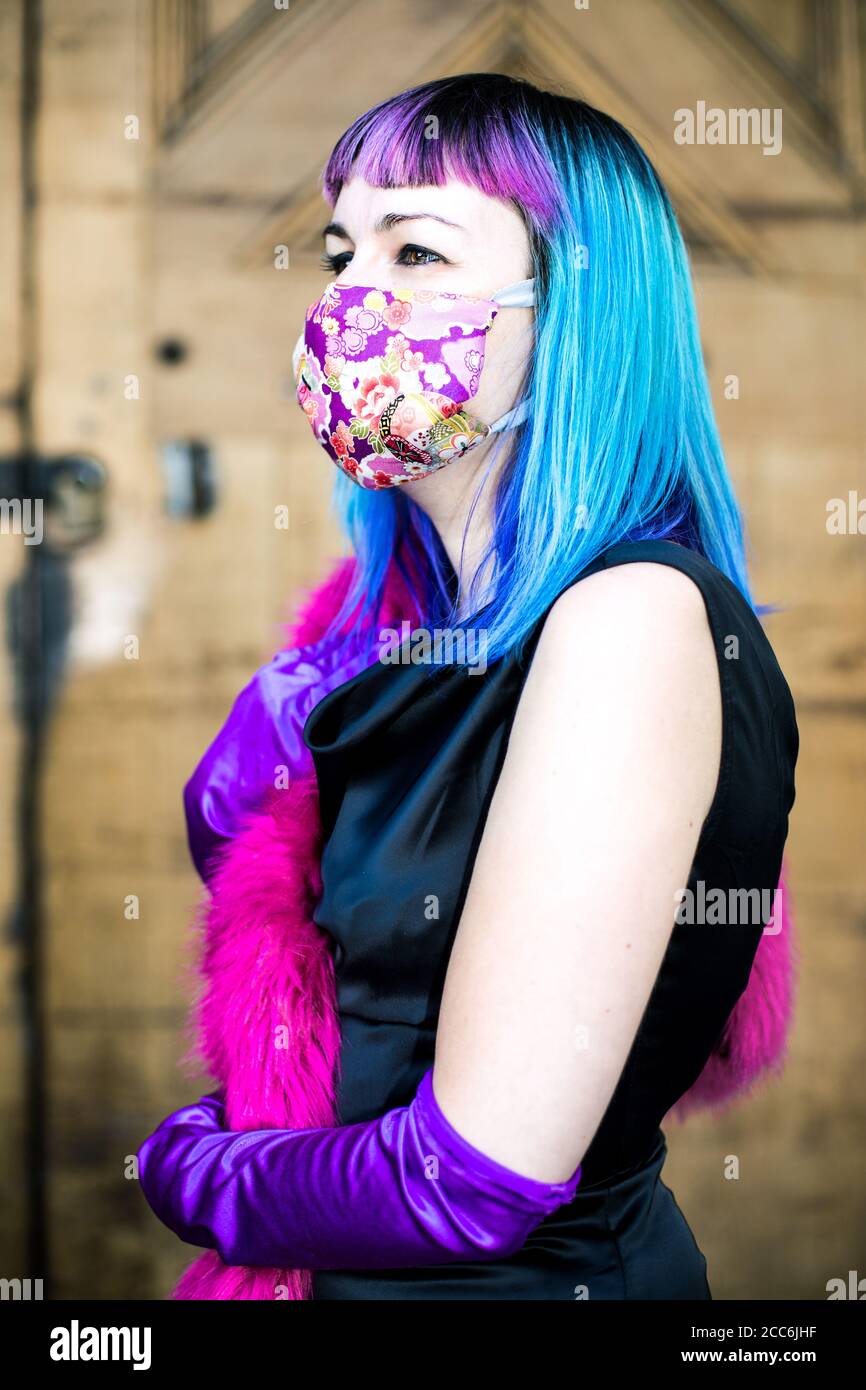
[
  {"left": 0, "top": 0, "right": 26, "bottom": 1281},
  {"left": 727, "top": 0, "right": 816, "bottom": 68},
  {"left": 665, "top": 882, "right": 866, "bottom": 1299},
  {"left": 49, "top": 1018, "right": 206, "bottom": 1299}
]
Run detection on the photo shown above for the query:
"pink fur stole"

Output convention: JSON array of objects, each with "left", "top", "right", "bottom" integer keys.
[{"left": 171, "top": 556, "right": 796, "bottom": 1299}]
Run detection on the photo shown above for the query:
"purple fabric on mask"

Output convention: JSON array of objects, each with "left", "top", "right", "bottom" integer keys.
[{"left": 183, "top": 630, "right": 378, "bottom": 884}]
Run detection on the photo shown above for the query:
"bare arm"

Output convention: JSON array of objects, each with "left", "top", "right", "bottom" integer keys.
[{"left": 432, "top": 561, "right": 722, "bottom": 1182}]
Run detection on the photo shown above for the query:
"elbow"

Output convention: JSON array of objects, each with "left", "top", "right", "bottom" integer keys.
[
  {"left": 408, "top": 1071, "right": 583, "bottom": 1267},
  {"left": 487, "top": 1210, "right": 547, "bottom": 1261},
  {"left": 431, "top": 1207, "right": 548, "bottom": 1266}
]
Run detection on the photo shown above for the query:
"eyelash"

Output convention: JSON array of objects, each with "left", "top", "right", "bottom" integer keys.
[{"left": 319, "top": 244, "right": 446, "bottom": 274}]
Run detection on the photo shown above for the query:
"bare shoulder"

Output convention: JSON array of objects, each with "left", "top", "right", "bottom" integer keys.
[
  {"left": 545, "top": 559, "right": 711, "bottom": 641},
  {"left": 512, "top": 560, "right": 722, "bottom": 818},
  {"left": 535, "top": 560, "right": 717, "bottom": 689}
]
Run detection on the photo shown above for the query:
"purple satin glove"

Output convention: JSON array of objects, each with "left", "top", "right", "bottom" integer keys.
[{"left": 137, "top": 1070, "right": 582, "bottom": 1269}]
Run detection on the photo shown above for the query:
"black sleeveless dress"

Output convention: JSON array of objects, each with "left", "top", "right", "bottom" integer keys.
[{"left": 302, "top": 539, "right": 799, "bottom": 1300}]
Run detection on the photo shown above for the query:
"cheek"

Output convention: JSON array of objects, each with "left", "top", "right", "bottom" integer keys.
[{"left": 470, "top": 310, "right": 534, "bottom": 417}]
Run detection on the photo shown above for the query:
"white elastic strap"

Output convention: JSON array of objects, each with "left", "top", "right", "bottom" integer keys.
[
  {"left": 487, "top": 278, "right": 533, "bottom": 432},
  {"left": 489, "top": 395, "right": 531, "bottom": 433},
  {"left": 490, "top": 277, "right": 535, "bottom": 309}
]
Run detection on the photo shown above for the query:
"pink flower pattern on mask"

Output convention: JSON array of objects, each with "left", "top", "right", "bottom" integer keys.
[{"left": 295, "top": 283, "right": 500, "bottom": 489}]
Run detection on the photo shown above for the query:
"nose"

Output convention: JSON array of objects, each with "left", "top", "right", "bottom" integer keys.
[
  {"left": 332, "top": 264, "right": 368, "bottom": 290},
  {"left": 329, "top": 242, "right": 393, "bottom": 291}
]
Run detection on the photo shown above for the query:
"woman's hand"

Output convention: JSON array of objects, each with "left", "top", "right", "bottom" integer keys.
[{"left": 137, "top": 1093, "right": 233, "bottom": 1251}]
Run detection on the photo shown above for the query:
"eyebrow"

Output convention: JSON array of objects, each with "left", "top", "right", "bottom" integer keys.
[{"left": 322, "top": 212, "right": 467, "bottom": 241}]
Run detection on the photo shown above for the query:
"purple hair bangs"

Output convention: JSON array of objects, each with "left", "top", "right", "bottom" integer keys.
[{"left": 322, "top": 76, "right": 563, "bottom": 228}]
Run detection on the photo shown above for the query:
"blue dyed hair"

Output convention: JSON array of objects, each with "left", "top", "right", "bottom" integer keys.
[{"left": 317, "top": 73, "right": 753, "bottom": 665}]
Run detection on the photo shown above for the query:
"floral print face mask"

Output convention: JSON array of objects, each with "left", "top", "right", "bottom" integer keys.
[{"left": 292, "top": 277, "right": 535, "bottom": 489}]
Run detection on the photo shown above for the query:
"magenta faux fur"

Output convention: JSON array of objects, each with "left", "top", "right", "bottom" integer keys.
[
  {"left": 173, "top": 775, "right": 333, "bottom": 1301},
  {"left": 171, "top": 555, "right": 796, "bottom": 1300}
]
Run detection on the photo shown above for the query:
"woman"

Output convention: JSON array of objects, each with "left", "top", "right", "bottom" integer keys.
[{"left": 137, "top": 74, "right": 798, "bottom": 1301}]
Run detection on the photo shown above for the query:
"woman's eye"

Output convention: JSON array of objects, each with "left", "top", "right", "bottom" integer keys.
[
  {"left": 320, "top": 250, "right": 353, "bottom": 274},
  {"left": 319, "top": 245, "right": 444, "bottom": 275},
  {"left": 396, "top": 244, "right": 444, "bottom": 267}
]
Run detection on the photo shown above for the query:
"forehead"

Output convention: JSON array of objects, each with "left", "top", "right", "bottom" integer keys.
[{"left": 330, "top": 176, "right": 526, "bottom": 243}]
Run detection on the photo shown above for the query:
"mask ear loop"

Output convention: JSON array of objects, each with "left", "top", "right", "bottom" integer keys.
[
  {"left": 490, "top": 278, "right": 535, "bottom": 309},
  {"left": 487, "top": 277, "right": 535, "bottom": 431},
  {"left": 489, "top": 396, "right": 531, "bottom": 432}
]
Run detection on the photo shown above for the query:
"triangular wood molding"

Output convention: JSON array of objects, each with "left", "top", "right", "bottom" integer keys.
[{"left": 153, "top": 0, "right": 865, "bottom": 278}]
